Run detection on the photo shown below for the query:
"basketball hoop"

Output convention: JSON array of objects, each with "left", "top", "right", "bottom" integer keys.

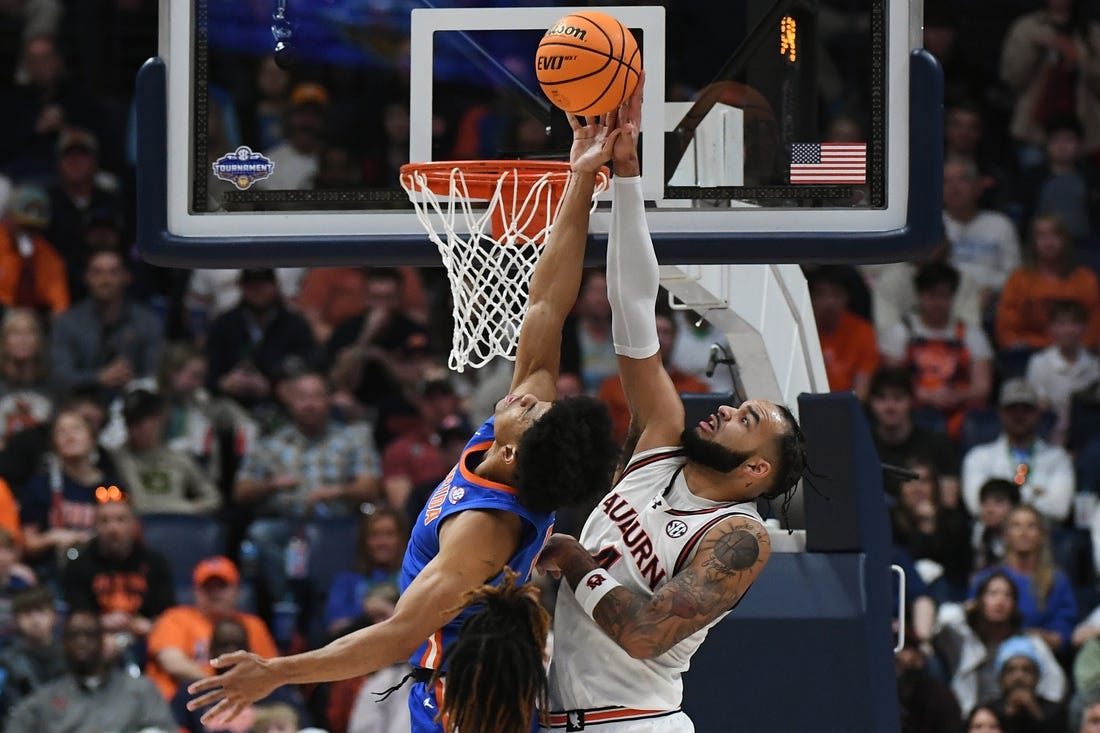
[{"left": 400, "top": 160, "right": 609, "bottom": 372}]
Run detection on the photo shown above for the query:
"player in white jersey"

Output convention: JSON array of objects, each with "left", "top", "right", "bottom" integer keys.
[{"left": 538, "top": 75, "right": 807, "bottom": 731}]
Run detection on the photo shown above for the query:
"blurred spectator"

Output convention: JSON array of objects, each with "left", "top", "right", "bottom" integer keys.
[
  {"left": 255, "top": 82, "right": 329, "bottom": 191},
  {"left": 156, "top": 342, "right": 256, "bottom": 491},
  {"left": 945, "top": 100, "right": 1012, "bottom": 210},
  {"left": 0, "top": 586, "right": 65, "bottom": 719},
  {"left": 935, "top": 572, "right": 1066, "bottom": 717},
  {"left": 234, "top": 370, "right": 381, "bottom": 608},
  {"left": 896, "top": 634, "right": 964, "bottom": 733},
  {"left": 987, "top": 636, "right": 1068, "bottom": 733},
  {"left": 5, "top": 609, "right": 176, "bottom": 732},
  {"left": 0, "top": 183, "right": 69, "bottom": 316},
  {"left": 0, "top": 528, "right": 30, "bottom": 644},
  {"left": 204, "top": 269, "right": 318, "bottom": 410},
  {"left": 942, "top": 159, "right": 1022, "bottom": 306},
  {"left": 0, "top": 478, "right": 21, "bottom": 550},
  {"left": 0, "top": 34, "right": 108, "bottom": 180},
  {"left": 999, "top": 0, "right": 1100, "bottom": 163},
  {"left": 0, "top": 308, "right": 57, "bottom": 444},
  {"left": 973, "top": 479, "right": 1023, "bottom": 572},
  {"left": 971, "top": 505, "right": 1077, "bottom": 651},
  {"left": 808, "top": 265, "right": 878, "bottom": 400},
  {"left": 296, "top": 266, "right": 372, "bottom": 345},
  {"left": 890, "top": 458, "right": 971, "bottom": 602},
  {"left": 1014, "top": 118, "right": 1100, "bottom": 238},
  {"left": 962, "top": 379, "right": 1074, "bottom": 522},
  {"left": 0, "top": 387, "right": 109, "bottom": 494},
  {"left": 59, "top": 491, "right": 173, "bottom": 660},
  {"left": 185, "top": 267, "right": 303, "bottom": 333},
  {"left": 50, "top": 246, "right": 162, "bottom": 395},
  {"left": 997, "top": 214, "right": 1100, "bottom": 352},
  {"left": 666, "top": 310, "right": 736, "bottom": 394},
  {"left": 240, "top": 55, "right": 292, "bottom": 153},
  {"left": 0, "top": 0, "right": 60, "bottom": 84},
  {"left": 253, "top": 703, "right": 302, "bottom": 733},
  {"left": 598, "top": 308, "right": 709, "bottom": 443},
  {"left": 170, "top": 617, "right": 308, "bottom": 733},
  {"left": 339, "top": 585, "right": 411, "bottom": 733},
  {"left": 312, "top": 145, "right": 363, "bottom": 190},
  {"left": 110, "top": 389, "right": 221, "bottom": 515},
  {"left": 870, "top": 240, "right": 984, "bottom": 333},
  {"left": 561, "top": 270, "right": 617, "bottom": 393},
  {"left": 361, "top": 100, "right": 410, "bottom": 186},
  {"left": 965, "top": 705, "right": 1006, "bottom": 733},
  {"left": 19, "top": 407, "right": 120, "bottom": 572},
  {"left": 1026, "top": 300, "right": 1100, "bottom": 445},
  {"left": 44, "top": 128, "right": 126, "bottom": 299},
  {"left": 879, "top": 262, "right": 993, "bottom": 439},
  {"left": 147, "top": 556, "right": 277, "bottom": 700},
  {"left": 380, "top": 401, "right": 453, "bottom": 509},
  {"left": 1078, "top": 692, "right": 1100, "bottom": 733},
  {"left": 324, "top": 506, "right": 406, "bottom": 638},
  {"left": 868, "top": 367, "right": 960, "bottom": 498}
]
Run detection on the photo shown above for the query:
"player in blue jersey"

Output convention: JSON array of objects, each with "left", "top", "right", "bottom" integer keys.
[{"left": 186, "top": 110, "right": 624, "bottom": 731}]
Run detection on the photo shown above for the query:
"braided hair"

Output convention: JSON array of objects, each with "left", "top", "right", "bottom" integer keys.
[
  {"left": 432, "top": 568, "right": 551, "bottom": 733},
  {"left": 760, "top": 405, "right": 807, "bottom": 525}
]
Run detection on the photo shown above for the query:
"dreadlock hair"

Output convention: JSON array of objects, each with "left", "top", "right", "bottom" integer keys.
[
  {"left": 760, "top": 405, "right": 807, "bottom": 523},
  {"left": 514, "top": 395, "right": 618, "bottom": 513},
  {"left": 432, "top": 568, "right": 551, "bottom": 733}
]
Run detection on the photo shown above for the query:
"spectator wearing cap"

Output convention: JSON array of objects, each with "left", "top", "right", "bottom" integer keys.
[
  {"left": 328, "top": 267, "right": 436, "bottom": 420},
  {"left": 807, "top": 265, "right": 878, "bottom": 401},
  {"left": 962, "top": 379, "right": 1074, "bottom": 522},
  {"left": 987, "top": 635, "right": 1067, "bottom": 732},
  {"left": 204, "top": 268, "right": 319, "bottom": 410},
  {"left": 6, "top": 609, "right": 177, "bottom": 732},
  {"left": 59, "top": 489, "right": 175, "bottom": 653},
  {"left": 146, "top": 556, "right": 277, "bottom": 701},
  {"left": 109, "top": 389, "right": 221, "bottom": 515},
  {"left": 879, "top": 261, "right": 993, "bottom": 439},
  {"left": 50, "top": 245, "right": 163, "bottom": 395},
  {"left": 254, "top": 82, "right": 329, "bottom": 191},
  {"left": 44, "top": 127, "right": 127, "bottom": 299},
  {"left": 0, "top": 183, "right": 69, "bottom": 316},
  {"left": 234, "top": 370, "right": 381, "bottom": 611}
]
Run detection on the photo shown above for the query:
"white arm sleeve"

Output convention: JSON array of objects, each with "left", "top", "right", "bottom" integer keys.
[{"left": 606, "top": 176, "right": 660, "bottom": 358}]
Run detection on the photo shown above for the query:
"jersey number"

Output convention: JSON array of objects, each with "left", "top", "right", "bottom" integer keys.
[{"left": 593, "top": 546, "right": 622, "bottom": 570}]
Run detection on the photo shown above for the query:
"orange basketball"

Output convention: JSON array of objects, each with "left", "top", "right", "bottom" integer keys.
[{"left": 535, "top": 11, "right": 641, "bottom": 116}]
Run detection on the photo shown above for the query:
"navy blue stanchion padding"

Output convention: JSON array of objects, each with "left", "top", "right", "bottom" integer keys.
[
  {"left": 140, "top": 513, "right": 228, "bottom": 602},
  {"left": 681, "top": 393, "right": 900, "bottom": 733},
  {"left": 134, "top": 51, "right": 943, "bottom": 267}
]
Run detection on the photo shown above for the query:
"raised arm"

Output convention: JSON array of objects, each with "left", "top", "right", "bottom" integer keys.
[
  {"left": 604, "top": 74, "right": 685, "bottom": 453},
  {"left": 187, "top": 509, "right": 523, "bottom": 725},
  {"left": 510, "top": 114, "right": 621, "bottom": 401},
  {"left": 538, "top": 515, "right": 771, "bottom": 659}
]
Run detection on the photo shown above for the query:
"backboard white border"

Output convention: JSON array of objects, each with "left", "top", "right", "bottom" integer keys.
[{"left": 162, "top": 0, "right": 914, "bottom": 239}]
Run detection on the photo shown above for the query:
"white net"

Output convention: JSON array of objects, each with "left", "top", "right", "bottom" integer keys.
[{"left": 401, "top": 163, "right": 608, "bottom": 372}]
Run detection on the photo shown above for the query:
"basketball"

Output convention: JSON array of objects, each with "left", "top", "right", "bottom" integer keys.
[{"left": 535, "top": 11, "right": 641, "bottom": 116}]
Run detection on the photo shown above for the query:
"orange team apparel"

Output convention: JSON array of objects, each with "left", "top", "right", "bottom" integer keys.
[
  {"left": 995, "top": 267, "right": 1100, "bottom": 349},
  {"left": 0, "top": 478, "right": 22, "bottom": 547},
  {"left": 0, "top": 227, "right": 70, "bottom": 314},
  {"left": 598, "top": 370, "right": 710, "bottom": 444},
  {"left": 818, "top": 310, "right": 880, "bottom": 392},
  {"left": 146, "top": 606, "right": 278, "bottom": 699}
]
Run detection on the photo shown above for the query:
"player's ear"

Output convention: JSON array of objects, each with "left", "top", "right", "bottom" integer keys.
[
  {"left": 502, "top": 443, "right": 518, "bottom": 465},
  {"left": 744, "top": 457, "right": 771, "bottom": 479}
]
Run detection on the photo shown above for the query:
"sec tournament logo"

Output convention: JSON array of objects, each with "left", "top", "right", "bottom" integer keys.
[
  {"left": 212, "top": 146, "right": 275, "bottom": 190},
  {"left": 665, "top": 520, "right": 688, "bottom": 539},
  {"left": 449, "top": 487, "right": 466, "bottom": 504}
]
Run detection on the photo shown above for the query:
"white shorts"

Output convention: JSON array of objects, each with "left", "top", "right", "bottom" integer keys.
[{"left": 540, "top": 711, "right": 694, "bottom": 733}]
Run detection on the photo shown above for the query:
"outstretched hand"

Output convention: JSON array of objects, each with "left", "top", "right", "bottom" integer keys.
[
  {"left": 186, "top": 651, "right": 279, "bottom": 726},
  {"left": 569, "top": 111, "right": 622, "bottom": 174}
]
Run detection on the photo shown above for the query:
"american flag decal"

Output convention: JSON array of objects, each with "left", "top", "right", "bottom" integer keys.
[{"left": 789, "top": 143, "right": 866, "bottom": 184}]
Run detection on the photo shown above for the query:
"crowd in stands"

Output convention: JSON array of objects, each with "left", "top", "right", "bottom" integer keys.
[{"left": 0, "top": 0, "right": 1097, "bottom": 732}]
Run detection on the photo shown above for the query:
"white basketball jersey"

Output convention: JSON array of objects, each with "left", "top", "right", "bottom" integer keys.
[{"left": 548, "top": 446, "right": 764, "bottom": 712}]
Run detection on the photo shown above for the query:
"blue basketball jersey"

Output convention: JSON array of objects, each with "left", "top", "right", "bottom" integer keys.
[{"left": 400, "top": 416, "right": 555, "bottom": 670}]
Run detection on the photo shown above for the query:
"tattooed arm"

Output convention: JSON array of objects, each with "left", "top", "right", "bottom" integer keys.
[{"left": 538, "top": 516, "right": 770, "bottom": 659}]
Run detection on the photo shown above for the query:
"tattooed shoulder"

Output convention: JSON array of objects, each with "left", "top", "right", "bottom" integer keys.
[{"left": 703, "top": 522, "right": 769, "bottom": 576}]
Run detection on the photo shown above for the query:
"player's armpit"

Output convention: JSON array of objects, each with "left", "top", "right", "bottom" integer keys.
[{"left": 592, "top": 516, "right": 770, "bottom": 659}]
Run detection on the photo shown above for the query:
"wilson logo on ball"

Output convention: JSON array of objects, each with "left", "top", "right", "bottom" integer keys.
[{"left": 544, "top": 23, "right": 587, "bottom": 41}]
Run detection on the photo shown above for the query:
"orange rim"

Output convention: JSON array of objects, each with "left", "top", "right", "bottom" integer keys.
[{"left": 400, "top": 160, "right": 602, "bottom": 200}]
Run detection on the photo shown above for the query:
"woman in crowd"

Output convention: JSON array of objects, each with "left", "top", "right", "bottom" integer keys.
[
  {"left": 0, "top": 309, "right": 56, "bottom": 447},
  {"left": 936, "top": 571, "right": 1066, "bottom": 717},
  {"left": 996, "top": 214, "right": 1100, "bottom": 352},
  {"left": 970, "top": 505, "right": 1078, "bottom": 651},
  {"left": 323, "top": 506, "right": 408, "bottom": 637},
  {"left": 966, "top": 704, "right": 1006, "bottom": 732}
]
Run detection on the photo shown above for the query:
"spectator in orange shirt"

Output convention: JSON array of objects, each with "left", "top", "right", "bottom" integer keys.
[
  {"left": 146, "top": 556, "right": 277, "bottom": 700},
  {"left": 996, "top": 214, "right": 1100, "bottom": 352},
  {"left": 809, "top": 266, "right": 879, "bottom": 400},
  {"left": 597, "top": 307, "right": 709, "bottom": 443},
  {"left": 0, "top": 184, "right": 69, "bottom": 316},
  {"left": 296, "top": 266, "right": 428, "bottom": 345}
]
